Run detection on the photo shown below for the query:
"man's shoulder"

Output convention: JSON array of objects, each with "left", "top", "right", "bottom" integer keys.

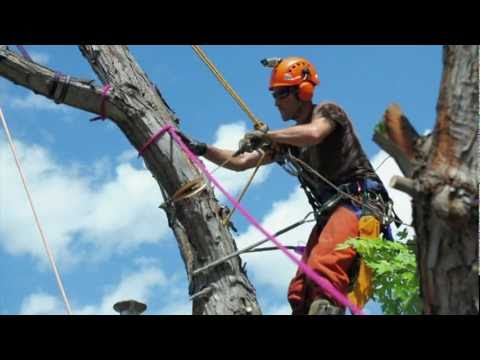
[
  {"left": 315, "top": 100, "right": 342, "bottom": 109},
  {"left": 313, "top": 101, "right": 350, "bottom": 126}
]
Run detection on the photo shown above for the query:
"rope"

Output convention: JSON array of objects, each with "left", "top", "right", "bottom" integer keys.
[
  {"left": 375, "top": 155, "right": 392, "bottom": 171},
  {"left": 191, "top": 45, "right": 273, "bottom": 223},
  {"left": 245, "top": 245, "right": 305, "bottom": 254},
  {"left": 191, "top": 45, "right": 267, "bottom": 132},
  {"left": 0, "top": 108, "right": 73, "bottom": 315},
  {"left": 223, "top": 150, "right": 266, "bottom": 226},
  {"left": 193, "top": 212, "right": 314, "bottom": 276}
]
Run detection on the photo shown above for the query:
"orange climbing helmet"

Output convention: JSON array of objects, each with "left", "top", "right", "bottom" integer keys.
[{"left": 263, "top": 57, "right": 320, "bottom": 102}]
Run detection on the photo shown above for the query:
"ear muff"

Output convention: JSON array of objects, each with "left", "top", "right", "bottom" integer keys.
[{"left": 297, "top": 81, "right": 315, "bottom": 101}]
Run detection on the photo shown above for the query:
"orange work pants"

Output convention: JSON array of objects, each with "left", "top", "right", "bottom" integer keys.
[{"left": 288, "top": 205, "right": 359, "bottom": 315}]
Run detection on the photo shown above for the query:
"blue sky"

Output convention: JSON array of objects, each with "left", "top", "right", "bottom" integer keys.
[{"left": 0, "top": 45, "right": 442, "bottom": 315}]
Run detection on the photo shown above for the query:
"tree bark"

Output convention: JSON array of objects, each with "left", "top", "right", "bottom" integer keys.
[
  {"left": 0, "top": 45, "right": 261, "bottom": 315},
  {"left": 373, "top": 45, "right": 479, "bottom": 314}
]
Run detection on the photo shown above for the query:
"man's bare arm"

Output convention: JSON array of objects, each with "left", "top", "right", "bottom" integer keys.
[
  {"left": 205, "top": 146, "right": 275, "bottom": 171},
  {"left": 265, "top": 116, "right": 337, "bottom": 147}
]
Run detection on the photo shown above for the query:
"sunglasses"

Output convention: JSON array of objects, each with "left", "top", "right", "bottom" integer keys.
[{"left": 271, "top": 87, "right": 294, "bottom": 100}]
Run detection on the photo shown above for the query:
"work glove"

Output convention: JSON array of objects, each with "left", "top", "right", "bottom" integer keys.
[
  {"left": 176, "top": 131, "right": 208, "bottom": 156},
  {"left": 236, "top": 130, "right": 272, "bottom": 155}
]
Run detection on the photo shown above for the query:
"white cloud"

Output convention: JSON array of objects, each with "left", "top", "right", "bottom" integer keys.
[
  {"left": 0, "top": 137, "right": 170, "bottom": 268},
  {"left": 75, "top": 265, "right": 168, "bottom": 315},
  {"left": 116, "top": 149, "right": 138, "bottom": 164},
  {"left": 19, "top": 263, "right": 191, "bottom": 315},
  {"left": 20, "top": 293, "right": 65, "bottom": 315},
  {"left": 10, "top": 93, "right": 70, "bottom": 112},
  {"left": 30, "top": 52, "right": 50, "bottom": 65}
]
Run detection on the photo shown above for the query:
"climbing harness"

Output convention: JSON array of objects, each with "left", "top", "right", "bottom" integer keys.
[{"left": 277, "top": 148, "right": 405, "bottom": 228}]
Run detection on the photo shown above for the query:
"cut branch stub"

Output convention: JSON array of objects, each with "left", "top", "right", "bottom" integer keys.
[
  {"left": 384, "top": 103, "right": 419, "bottom": 161},
  {"left": 372, "top": 103, "right": 422, "bottom": 178}
]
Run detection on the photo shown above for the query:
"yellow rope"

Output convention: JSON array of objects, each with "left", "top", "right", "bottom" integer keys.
[
  {"left": 191, "top": 45, "right": 267, "bottom": 131},
  {"left": 223, "top": 150, "right": 266, "bottom": 226},
  {"left": 191, "top": 45, "right": 271, "bottom": 227}
]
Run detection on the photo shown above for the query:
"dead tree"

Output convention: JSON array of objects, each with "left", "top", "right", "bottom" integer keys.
[
  {"left": 0, "top": 45, "right": 261, "bottom": 315},
  {"left": 373, "top": 45, "right": 479, "bottom": 314}
]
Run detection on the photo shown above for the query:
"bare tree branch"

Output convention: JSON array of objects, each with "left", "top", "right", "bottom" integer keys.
[
  {"left": 384, "top": 104, "right": 419, "bottom": 160},
  {"left": 0, "top": 46, "right": 125, "bottom": 121},
  {"left": 372, "top": 130, "right": 414, "bottom": 177}
]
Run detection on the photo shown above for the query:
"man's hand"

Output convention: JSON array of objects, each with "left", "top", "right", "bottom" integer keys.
[
  {"left": 237, "top": 130, "right": 272, "bottom": 155},
  {"left": 176, "top": 131, "right": 208, "bottom": 156}
]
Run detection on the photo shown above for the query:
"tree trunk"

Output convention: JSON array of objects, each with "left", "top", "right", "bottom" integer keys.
[
  {"left": 373, "top": 45, "right": 479, "bottom": 314},
  {"left": 0, "top": 45, "right": 261, "bottom": 315}
]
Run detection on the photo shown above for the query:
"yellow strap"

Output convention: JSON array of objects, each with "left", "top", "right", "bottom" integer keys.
[{"left": 347, "top": 215, "right": 380, "bottom": 309}]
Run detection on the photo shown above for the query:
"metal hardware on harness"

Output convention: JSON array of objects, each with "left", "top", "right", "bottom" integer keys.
[{"left": 276, "top": 147, "right": 302, "bottom": 177}]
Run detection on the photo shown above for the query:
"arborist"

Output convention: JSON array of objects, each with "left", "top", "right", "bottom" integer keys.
[{"left": 179, "top": 56, "right": 398, "bottom": 315}]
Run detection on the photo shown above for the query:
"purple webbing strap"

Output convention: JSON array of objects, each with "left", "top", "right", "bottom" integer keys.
[
  {"left": 137, "top": 125, "right": 174, "bottom": 158},
  {"left": 16, "top": 45, "right": 33, "bottom": 61},
  {"left": 90, "top": 84, "right": 112, "bottom": 122}
]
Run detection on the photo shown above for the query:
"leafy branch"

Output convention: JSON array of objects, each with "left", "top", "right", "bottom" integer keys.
[{"left": 338, "top": 235, "right": 422, "bottom": 315}]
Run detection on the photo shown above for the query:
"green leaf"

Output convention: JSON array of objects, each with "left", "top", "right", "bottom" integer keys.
[
  {"left": 396, "top": 228, "right": 409, "bottom": 241},
  {"left": 375, "top": 120, "right": 387, "bottom": 136},
  {"left": 345, "top": 236, "right": 421, "bottom": 315}
]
